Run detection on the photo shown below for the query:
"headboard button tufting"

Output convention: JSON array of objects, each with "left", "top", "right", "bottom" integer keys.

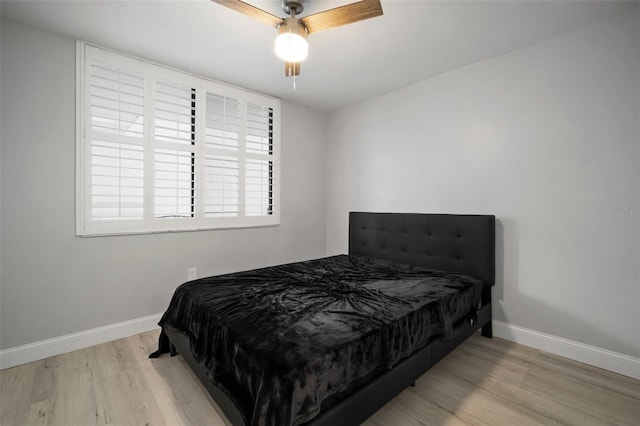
[{"left": 348, "top": 212, "right": 495, "bottom": 286}]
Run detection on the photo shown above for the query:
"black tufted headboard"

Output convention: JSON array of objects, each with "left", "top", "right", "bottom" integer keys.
[{"left": 349, "top": 212, "right": 495, "bottom": 286}]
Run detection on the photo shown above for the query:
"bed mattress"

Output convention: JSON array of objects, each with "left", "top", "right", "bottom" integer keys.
[{"left": 155, "top": 255, "right": 483, "bottom": 426}]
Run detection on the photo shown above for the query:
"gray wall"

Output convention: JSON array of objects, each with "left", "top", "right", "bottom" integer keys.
[
  {"left": 326, "top": 10, "right": 640, "bottom": 357},
  {"left": 0, "top": 19, "right": 327, "bottom": 349},
  {"left": 2, "top": 9, "right": 640, "bottom": 360}
]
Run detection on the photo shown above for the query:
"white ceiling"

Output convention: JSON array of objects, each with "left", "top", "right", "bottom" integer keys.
[{"left": 2, "top": 0, "right": 638, "bottom": 111}]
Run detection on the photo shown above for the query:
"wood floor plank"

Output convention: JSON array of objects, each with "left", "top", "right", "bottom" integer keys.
[
  {"left": 520, "top": 363, "right": 639, "bottom": 426},
  {"left": 126, "top": 332, "right": 230, "bottom": 426},
  {"left": 533, "top": 350, "right": 640, "bottom": 400},
  {"left": 25, "top": 398, "right": 53, "bottom": 426},
  {"left": 1, "top": 360, "right": 40, "bottom": 425},
  {"left": 411, "top": 371, "right": 544, "bottom": 426},
  {"left": 1, "top": 331, "right": 638, "bottom": 426},
  {"left": 397, "top": 388, "right": 470, "bottom": 426}
]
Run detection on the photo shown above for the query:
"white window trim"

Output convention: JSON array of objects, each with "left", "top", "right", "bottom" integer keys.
[{"left": 76, "top": 41, "right": 281, "bottom": 237}]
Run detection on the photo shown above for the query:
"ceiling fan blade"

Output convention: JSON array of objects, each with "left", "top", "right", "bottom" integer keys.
[
  {"left": 285, "top": 62, "right": 301, "bottom": 77},
  {"left": 211, "top": 0, "right": 283, "bottom": 28},
  {"left": 300, "top": 0, "right": 383, "bottom": 34}
]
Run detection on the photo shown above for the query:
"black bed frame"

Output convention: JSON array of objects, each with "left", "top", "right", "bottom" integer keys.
[{"left": 163, "top": 212, "right": 495, "bottom": 426}]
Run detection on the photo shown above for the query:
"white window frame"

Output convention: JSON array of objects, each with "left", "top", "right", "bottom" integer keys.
[{"left": 76, "top": 42, "right": 281, "bottom": 236}]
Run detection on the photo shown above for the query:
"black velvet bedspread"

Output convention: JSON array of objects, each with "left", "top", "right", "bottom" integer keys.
[{"left": 154, "top": 255, "right": 483, "bottom": 426}]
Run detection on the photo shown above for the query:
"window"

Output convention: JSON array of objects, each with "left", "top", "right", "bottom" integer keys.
[{"left": 76, "top": 43, "right": 280, "bottom": 236}]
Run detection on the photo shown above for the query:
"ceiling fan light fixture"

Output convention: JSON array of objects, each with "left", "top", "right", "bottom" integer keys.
[
  {"left": 212, "top": 0, "right": 384, "bottom": 77},
  {"left": 275, "top": 18, "right": 308, "bottom": 63}
]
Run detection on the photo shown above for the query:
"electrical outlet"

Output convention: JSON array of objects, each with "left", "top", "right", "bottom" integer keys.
[{"left": 187, "top": 267, "right": 198, "bottom": 281}]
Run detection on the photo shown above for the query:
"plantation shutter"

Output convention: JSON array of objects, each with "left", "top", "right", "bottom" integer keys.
[
  {"left": 153, "top": 80, "right": 197, "bottom": 219},
  {"left": 203, "top": 93, "right": 241, "bottom": 217},
  {"left": 78, "top": 43, "right": 280, "bottom": 236},
  {"left": 86, "top": 58, "right": 145, "bottom": 222},
  {"left": 245, "top": 103, "right": 274, "bottom": 217}
]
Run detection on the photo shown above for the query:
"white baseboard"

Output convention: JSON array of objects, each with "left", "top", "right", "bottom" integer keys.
[
  {"left": 493, "top": 320, "right": 640, "bottom": 380},
  {"left": 0, "top": 313, "right": 162, "bottom": 370}
]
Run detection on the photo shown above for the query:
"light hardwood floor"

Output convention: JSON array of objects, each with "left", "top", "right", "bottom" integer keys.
[{"left": 1, "top": 331, "right": 638, "bottom": 426}]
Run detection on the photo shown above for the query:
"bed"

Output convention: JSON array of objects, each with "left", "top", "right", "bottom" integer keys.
[{"left": 150, "top": 212, "right": 495, "bottom": 425}]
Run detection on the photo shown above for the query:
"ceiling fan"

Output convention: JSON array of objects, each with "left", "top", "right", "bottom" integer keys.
[{"left": 212, "top": 0, "right": 383, "bottom": 77}]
